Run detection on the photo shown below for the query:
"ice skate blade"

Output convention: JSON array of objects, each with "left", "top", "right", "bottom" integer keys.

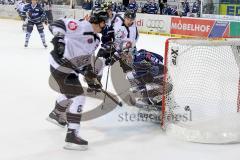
[
  {"left": 46, "top": 117, "right": 66, "bottom": 128},
  {"left": 63, "top": 143, "right": 88, "bottom": 151}
]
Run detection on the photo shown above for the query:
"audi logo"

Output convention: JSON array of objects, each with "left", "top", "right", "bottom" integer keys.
[{"left": 146, "top": 19, "right": 165, "bottom": 30}]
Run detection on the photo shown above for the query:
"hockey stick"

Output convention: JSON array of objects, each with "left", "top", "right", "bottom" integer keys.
[
  {"left": 90, "top": 77, "right": 122, "bottom": 107},
  {"left": 101, "top": 64, "right": 111, "bottom": 109},
  {"left": 64, "top": 58, "right": 122, "bottom": 107},
  {"left": 99, "top": 85, "right": 122, "bottom": 107},
  {"left": 101, "top": 44, "right": 115, "bottom": 109}
]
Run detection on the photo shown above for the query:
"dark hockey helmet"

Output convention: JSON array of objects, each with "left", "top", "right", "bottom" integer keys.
[
  {"left": 124, "top": 9, "right": 136, "bottom": 20},
  {"left": 89, "top": 9, "right": 109, "bottom": 24}
]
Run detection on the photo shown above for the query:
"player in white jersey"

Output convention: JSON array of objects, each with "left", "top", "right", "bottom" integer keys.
[
  {"left": 47, "top": 9, "right": 108, "bottom": 151},
  {"left": 85, "top": 3, "right": 119, "bottom": 93},
  {"left": 109, "top": 9, "right": 139, "bottom": 73},
  {"left": 16, "top": 0, "right": 26, "bottom": 15},
  {"left": 96, "top": 9, "right": 139, "bottom": 71},
  {"left": 15, "top": 0, "right": 28, "bottom": 31},
  {"left": 100, "top": 2, "right": 118, "bottom": 45},
  {"left": 98, "top": 9, "right": 167, "bottom": 113},
  {"left": 95, "top": 9, "right": 139, "bottom": 89}
]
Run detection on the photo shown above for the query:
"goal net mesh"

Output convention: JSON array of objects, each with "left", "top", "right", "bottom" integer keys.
[{"left": 162, "top": 38, "right": 240, "bottom": 144}]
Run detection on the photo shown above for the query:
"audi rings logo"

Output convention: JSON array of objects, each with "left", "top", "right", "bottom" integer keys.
[{"left": 146, "top": 19, "right": 165, "bottom": 31}]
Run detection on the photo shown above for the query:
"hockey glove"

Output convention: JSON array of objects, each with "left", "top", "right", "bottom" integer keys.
[
  {"left": 83, "top": 67, "right": 102, "bottom": 90},
  {"left": 84, "top": 70, "right": 97, "bottom": 79},
  {"left": 97, "top": 43, "right": 116, "bottom": 59},
  {"left": 88, "top": 78, "right": 102, "bottom": 91},
  {"left": 41, "top": 15, "right": 48, "bottom": 24},
  {"left": 44, "top": 20, "right": 48, "bottom": 25},
  {"left": 50, "top": 36, "right": 72, "bottom": 68},
  {"left": 51, "top": 36, "right": 65, "bottom": 56},
  {"left": 105, "top": 52, "right": 121, "bottom": 66},
  {"left": 97, "top": 48, "right": 111, "bottom": 59}
]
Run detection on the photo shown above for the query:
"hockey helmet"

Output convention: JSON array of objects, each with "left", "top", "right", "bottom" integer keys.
[
  {"left": 124, "top": 9, "right": 136, "bottom": 20},
  {"left": 89, "top": 9, "right": 109, "bottom": 24}
]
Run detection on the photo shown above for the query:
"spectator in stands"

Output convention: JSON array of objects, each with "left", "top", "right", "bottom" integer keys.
[
  {"left": 112, "top": 2, "right": 125, "bottom": 12},
  {"left": 141, "top": 0, "right": 149, "bottom": 13},
  {"left": 203, "top": 0, "right": 214, "bottom": 14},
  {"left": 8, "top": 0, "right": 15, "bottom": 4},
  {"left": 112, "top": 2, "right": 117, "bottom": 12},
  {"left": 1, "top": 0, "right": 14, "bottom": 4},
  {"left": 127, "top": 0, "right": 138, "bottom": 12},
  {"left": 178, "top": 0, "right": 190, "bottom": 16},
  {"left": 116, "top": 2, "right": 125, "bottom": 12},
  {"left": 191, "top": 0, "right": 201, "bottom": 17},
  {"left": 158, "top": 0, "right": 166, "bottom": 14},
  {"left": 93, "top": 0, "right": 101, "bottom": 10},
  {"left": 82, "top": 0, "right": 92, "bottom": 10},
  {"left": 163, "top": 3, "right": 178, "bottom": 16},
  {"left": 139, "top": 2, "right": 144, "bottom": 10},
  {"left": 147, "top": 0, "right": 158, "bottom": 14}
]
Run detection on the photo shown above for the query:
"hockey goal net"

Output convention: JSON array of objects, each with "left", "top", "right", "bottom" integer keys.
[{"left": 162, "top": 38, "right": 240, "bottom": 144}]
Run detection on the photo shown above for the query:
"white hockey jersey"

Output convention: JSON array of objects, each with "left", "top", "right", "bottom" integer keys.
[
  {"left": 49, "top": 19, "right": 100, "bottom": 71},
  {"left": 106, "top": 12, "right": 117, "bottom": 27},
  {"left": 113, "top": 15, "right": 139, "bottom": 52},
  {"left": 16, "top": 0, "right": 26, "bottom": 12}
]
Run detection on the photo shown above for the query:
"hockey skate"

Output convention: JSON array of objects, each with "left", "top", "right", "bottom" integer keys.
[
  {"left": 47, "top": 110, "right": 67, "bottom": 128},
  {"left": 24, "top": 41, "right": 28, "bottom": 47},
  {"left": 43, "top": 42, "right": 47, "bottom": 48},
  {"left": 64, "top": 129, "right": 88, "bottom": 151}
]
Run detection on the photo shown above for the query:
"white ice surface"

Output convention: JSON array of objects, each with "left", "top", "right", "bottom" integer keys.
[{"left": 0, "top": 19, "right": 239, "bottom": 160}]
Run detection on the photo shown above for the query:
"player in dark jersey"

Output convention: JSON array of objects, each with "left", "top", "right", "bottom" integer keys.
[{"left": 23, "top": 0, "right": 47, "bottom": 47}]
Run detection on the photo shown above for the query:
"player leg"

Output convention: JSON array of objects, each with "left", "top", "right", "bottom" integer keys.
[
  {"left": 36, "top": 22, "right": 47, "bottom": 48},
  {"left": 24, "top": 21, "right": 34, "bottom": 47},
  {"left": 22, "top": 16, "right": 27, "bottom": 32},
  {"left": 49, "top": 66, "right": 87, "bottom": 150},
  {"left": 47, "top": 94, "right": 71, "bottom": 127},
  {"left": 64, "top": 94, "right": 88, "bottom": 150}
]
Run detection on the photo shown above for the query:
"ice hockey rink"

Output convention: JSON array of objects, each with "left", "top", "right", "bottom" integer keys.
[{"left": 0, "top": 19, "right": 239, "bottom": 160}]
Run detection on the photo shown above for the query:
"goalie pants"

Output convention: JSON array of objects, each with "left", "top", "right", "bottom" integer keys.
[{"left": 49, "top": 66, "right": 85, "bottom": 130}]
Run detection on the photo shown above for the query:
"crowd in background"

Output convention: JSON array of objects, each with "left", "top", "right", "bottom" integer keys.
[
  {"left": 0, "top": 0, "right": 15, "bottom": 4},
  {"left": 1, "top": 0, "right": 207, "bottom": 18},
  {"left": 81, "top": 0, "right": 202, "bottom": 17}
]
